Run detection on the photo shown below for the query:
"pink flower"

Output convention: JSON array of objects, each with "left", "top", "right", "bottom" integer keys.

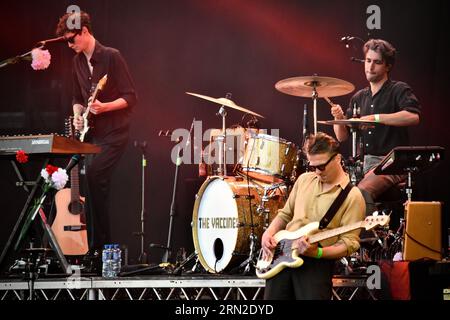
[{"left": 31, "top": 48, "right": 51, "bottom": 70}]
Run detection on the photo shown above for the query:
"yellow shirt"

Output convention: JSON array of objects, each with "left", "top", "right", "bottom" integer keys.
[{"left": 277, "top": 172, "right": 366, "bottom": 255}]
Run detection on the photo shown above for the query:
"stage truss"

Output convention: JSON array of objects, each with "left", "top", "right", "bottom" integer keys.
[{"left": 0, "top": 274, "right": 377, "bottom": 300}]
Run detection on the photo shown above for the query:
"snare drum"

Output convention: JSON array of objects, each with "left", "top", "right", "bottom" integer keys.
[
  {"left": 192, "top": 176, "right": 286, "bottom": 273},
  {"left": 241, "top": 134, "right": 299, "bottom": 183}
]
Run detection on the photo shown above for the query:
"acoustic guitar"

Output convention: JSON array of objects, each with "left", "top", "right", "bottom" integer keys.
[{"left": 51, "top": 118, "right": 88, "bottom": 255}]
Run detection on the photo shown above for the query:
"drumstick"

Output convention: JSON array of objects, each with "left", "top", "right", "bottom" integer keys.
[{"left": 323, "top": 96, "right": 336, "bottom": 108}]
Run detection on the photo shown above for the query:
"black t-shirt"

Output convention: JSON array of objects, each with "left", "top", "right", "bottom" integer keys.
[
  {"left": 347, "top": 79, "right": 421, "bottom": 156},
  {"left": 72, "top": 41, "right": 137, "bottom": 143}
]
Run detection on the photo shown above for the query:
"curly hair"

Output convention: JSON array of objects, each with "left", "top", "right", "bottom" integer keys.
[
  {"left": 56, "top": 11, "right": 93, "bottom": 36},
  {"left": 363, "top": 39, "right": 396, "bottom": 69}
]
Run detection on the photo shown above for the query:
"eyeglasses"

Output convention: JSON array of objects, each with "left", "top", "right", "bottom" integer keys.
[
  {"left": 307, "top": 153, "right": 338, "bottom": 172},
  {"left": 65, "top": 31, "right": 80, "bottom": 44}
]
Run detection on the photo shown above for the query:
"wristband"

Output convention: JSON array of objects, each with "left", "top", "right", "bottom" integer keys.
[
  {"left": 374, "top": 114, "right": 380, "bottom": 123},
  {"left": 315, "top": 247, "right": 323, "bottom": 259}
]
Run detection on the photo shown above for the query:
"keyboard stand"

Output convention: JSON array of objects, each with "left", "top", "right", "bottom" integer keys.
[{"left": 0, "top": 157, "right": 72, "bottom": 276}]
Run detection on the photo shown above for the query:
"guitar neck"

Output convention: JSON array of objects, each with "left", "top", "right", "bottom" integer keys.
[
  {"left": 308, "top": 221, "right": 364, "bottom": 244},
  {"left": 70, "top": 165, "right": 81, "bottom": 200}
]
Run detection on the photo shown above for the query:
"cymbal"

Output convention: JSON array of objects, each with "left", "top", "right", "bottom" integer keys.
[
  {"left": 275, "top": 76, "right": 355, "bottom": 98},
  {"left": 318, "top": 119, "right": 380, "bottom": 128},
  {"left": 186, "top": 92, "right": 264, "bottom": 118}
]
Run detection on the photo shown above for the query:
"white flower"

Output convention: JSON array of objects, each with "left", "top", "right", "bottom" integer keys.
[
  {"left": 51, "top": 168, "right": 68, "bottom": 190},
  {"left": 31, "top": 48, "right": 51, "bottom": 70},
  {"left": 40, "top": 168, "right": 50, "bottom": 182}
]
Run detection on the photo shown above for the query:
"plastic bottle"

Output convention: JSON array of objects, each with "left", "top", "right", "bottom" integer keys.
[
  {"left": 102, "top": 244, "right": 113, "bottom": 278},
  {"left": 111, "top": 244, "right": 122, "bottom": 277}
]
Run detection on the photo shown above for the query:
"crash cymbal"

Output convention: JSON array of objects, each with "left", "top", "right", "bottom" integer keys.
[
  {"left": 186, "top": 92, "right": 264, "bottom": 118},
  {"left": 275, "top": 76, "right": 355, "bottom": 98},
  {"left": 318, "top": 119, "right": 380, "bottom": 128}
]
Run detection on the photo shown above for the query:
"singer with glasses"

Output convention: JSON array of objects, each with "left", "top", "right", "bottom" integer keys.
[
  {"left": 262, "top": 132, "right": 365, "bottom": 300},
  {"left": 331, "top": 39, "right": 421, "bottom": 213},
  {"left": 55, "top": 11, "right": 137, "bottom": 258}
]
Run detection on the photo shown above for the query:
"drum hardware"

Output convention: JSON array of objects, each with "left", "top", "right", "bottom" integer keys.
[
  {"left": 318, "top": 116, "right": 380, "bottom": 185},
  {"left": 187, "top": 92, "right": 264, "bottom": 177},
  {"left": 275, "top": 75, "right": 355, "bottom": 134}
]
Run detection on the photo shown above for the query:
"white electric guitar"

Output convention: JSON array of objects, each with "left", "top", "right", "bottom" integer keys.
[
  {"left": 255, "top": 214, "right": 390, "bottom": 279},
  {"left": 78, "top": 74, "right": 108, "bottom": 142}
]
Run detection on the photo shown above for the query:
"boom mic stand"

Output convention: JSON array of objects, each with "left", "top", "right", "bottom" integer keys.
[{"left": 152, "top": 119, "right": 195, "bottom": 264}]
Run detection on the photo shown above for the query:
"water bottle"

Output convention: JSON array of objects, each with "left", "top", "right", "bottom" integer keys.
[
  {"left": 102, "top": 244, "right": 113, "bottom": 278},
  {"left": 111, "top": 244, "right": 122, "bottom": 277}
]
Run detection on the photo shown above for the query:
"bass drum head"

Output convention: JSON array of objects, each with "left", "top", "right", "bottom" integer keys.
[{"left": 192, "top": 177, "right": 240, "bottom": 273}]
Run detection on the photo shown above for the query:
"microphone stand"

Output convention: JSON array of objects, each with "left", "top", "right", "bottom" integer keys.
[
  {"left": 0, "top": 50, "right": 34, "bottom": 69},
  {"left": 133, "top": 141, "right": 148, "bottom": 264},
  {"left": 156, "top": 118, "right": 195, "bottom": 264},
  {"left": 0, "top": 40, "right": 49, "bottom": 69},
  {"left": 161, "top": 142, "right": 182, "bottom": 264}
]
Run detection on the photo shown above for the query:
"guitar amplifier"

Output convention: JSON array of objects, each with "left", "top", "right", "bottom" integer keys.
[{"left": 403, "top": 201, "right": 442, "bottom": 261}]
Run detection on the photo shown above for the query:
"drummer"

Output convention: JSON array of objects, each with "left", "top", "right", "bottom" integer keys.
[{"left": 331, "top": 39, "right": 421, "bottom": 209}]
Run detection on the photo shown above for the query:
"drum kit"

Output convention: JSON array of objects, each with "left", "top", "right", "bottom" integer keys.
[{"left": 187, "top": 75, "right": 380, "bottom": 274}]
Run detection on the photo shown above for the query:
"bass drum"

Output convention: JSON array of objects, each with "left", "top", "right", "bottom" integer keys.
[{"left": 192, "top": 176, "right": 286, "bottom": 273}]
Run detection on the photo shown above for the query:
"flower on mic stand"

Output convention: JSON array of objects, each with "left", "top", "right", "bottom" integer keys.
[{"left": 30, "top": 48, "right": 51, "bottom": 70}]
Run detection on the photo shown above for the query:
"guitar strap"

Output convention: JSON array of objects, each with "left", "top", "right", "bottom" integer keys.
[{"left": 319, "top": 182, "right": 354, "bottom": 230}]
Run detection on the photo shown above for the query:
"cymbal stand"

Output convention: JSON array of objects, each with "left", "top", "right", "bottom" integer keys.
[
  {"left": 216, "top": 93, "right": 232, "bottom": 177},
  {"left": 311, "top": 82, "right": 318, "bottom": 134}
]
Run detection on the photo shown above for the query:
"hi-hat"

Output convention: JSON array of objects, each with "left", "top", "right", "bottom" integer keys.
[
  {"left": 318, "top": 119, "right": 380, "bottom": 128},
  {"left": 186, "top": 92, "right": 264, "bottom": 118},
  {"left": 275, "top": 76, "right": 355, "bottom": 98}
]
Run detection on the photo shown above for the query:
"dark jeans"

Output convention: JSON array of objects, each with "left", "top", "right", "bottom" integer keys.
[
  {"left": 358, "top": 169, "right": 405, "bottom": 216},
  {"left": 84, "top": 137, "right": 128, "bottom": 250},
  {"left": 264, "top": 256, "right": 334, "bottom": 300}
]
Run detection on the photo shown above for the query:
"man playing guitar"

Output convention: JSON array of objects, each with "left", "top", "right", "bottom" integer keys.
[
  {"left": 261, "top": 132, "right": 365, "bottom": 300},
  {"left": 56, "top": 11, "right": 137, "bottom": 256}
]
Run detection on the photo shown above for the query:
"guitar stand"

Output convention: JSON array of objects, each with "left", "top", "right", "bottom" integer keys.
[{"left": 0, "top": 158, "right": 72, "bottom": 276}]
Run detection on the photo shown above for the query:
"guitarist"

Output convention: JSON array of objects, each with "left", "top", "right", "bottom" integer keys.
[
  {"left": 261, "top": 133, "right": 365, "bottom": 300},
  {"left": 55, "top": 11, "right": 137, "bottom": 255}
]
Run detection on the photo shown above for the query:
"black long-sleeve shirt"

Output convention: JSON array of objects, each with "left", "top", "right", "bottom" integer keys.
[
  {"left": 346, "top": 79, "right": 421, "bottom": 156},
  {"left": 72, "top": 41, "right": 137, "bottom": 142}
]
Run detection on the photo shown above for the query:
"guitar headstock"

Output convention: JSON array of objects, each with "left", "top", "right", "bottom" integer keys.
[
  {"left": 362, "top": 214, "right": 390, "bottom": 230},
  {"left": 64, "top": 117, "right": 74, "bottom": 139},
  {"left": 98, "top": 74, "right": 108, "bottom": 90}
]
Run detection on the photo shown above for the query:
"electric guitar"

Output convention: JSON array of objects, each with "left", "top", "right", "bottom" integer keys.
[
  {"left": 255, "top": 214, "right": 390, "bottom": 279},
  {"left": 51, "top": 118, "right": 88, "bottom": 255},
  {"left": 78, "top": 74, "right": 108, "bottom": 142}
]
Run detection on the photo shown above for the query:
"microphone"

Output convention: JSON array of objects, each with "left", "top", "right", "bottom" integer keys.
[
  {"left": 65, "top": 154, "right": 81, "bottom": 173},
  {"left": 340, "top": 36, "right": 355, "bottom": 48},
  {"left": 350, "top": 57, "right": 365, "bottom": 63},
  {"left": 35, "top": 36, "right": 66, "bottom": 47},
  {"left": 340, "top": 36, "right": 355, "bottom": 42}
]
